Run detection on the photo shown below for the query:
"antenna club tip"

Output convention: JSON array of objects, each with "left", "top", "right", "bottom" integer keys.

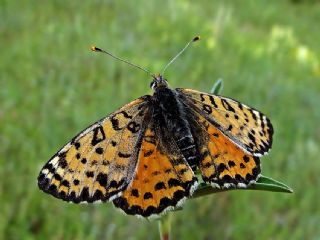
[
  {"left": 91, "top": 46, "right": 101, "bottom": 52},
  {"left": 193, "top": 36, "right": 201, "bottom": 42}
]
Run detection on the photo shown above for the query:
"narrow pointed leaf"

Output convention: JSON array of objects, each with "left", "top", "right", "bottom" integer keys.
[
  {"left": 191, "top": 175, "right": 293, "bottom": 199},
  {"left": 210, "top": 78, "right": 224, "bottom": 94}
]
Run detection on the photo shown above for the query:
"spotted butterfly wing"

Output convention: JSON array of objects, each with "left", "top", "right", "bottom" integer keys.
[
  {"left": 113, "top": 118, "right": 198, "bottom": 217},
  {"left": 184, "top": 106, "right": 261, "bottom": 188},
  {"left": 176, "top": 88, "right": 273, "bottom": 188},
  {"left": 38, "top": 96, "right": 151, "bottom": 203},
  {"left": 176, "top": 88, "right": 273, "bottom": 156}
]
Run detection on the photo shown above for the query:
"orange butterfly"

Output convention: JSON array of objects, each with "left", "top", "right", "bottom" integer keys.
[{"left": 38, "top": 37, "right": 273, "bottom": 218}]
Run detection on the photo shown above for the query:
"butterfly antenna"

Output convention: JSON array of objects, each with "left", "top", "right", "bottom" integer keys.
[
  {"left": 161, "top": 36, "right": 200, "bottom": 76},
  {"left": 91, "top": 46, "right": 154, "bottom": 77}
]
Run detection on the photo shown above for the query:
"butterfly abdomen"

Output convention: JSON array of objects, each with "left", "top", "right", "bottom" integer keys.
[{"left": 153, "top": 87, "right": 198, "bottom": 169}]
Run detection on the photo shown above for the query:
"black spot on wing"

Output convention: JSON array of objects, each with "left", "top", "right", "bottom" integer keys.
[
  {"left": 111, "top": 117, "right": 122, "bottom": 131},
  {"left": 127, "top": 121, "right": 141, "bottom": 133},
  {"left": 58, "top": 158, "right": 67, "bottom": 169},
  {"left": 168, "top": 178, "right": 180, "bottom": 188},
  {"left": 228, "top": 160, "right": 236, "bottom": 167},
  {"left": 109, "top": 178, "right": 125, "bottom": 188},
  {"left": 250, "top": 110, "right": 258, "bottom": 121},
  {"left": 221, "top": 98, "right": 235, "bottom": 113},
  {"left": 54, "top": 173, "right": 62, "bottom": 181},
  {"left": 79, "top": 187, "right": 90, "bottom": 202},
  {"left": 143, "top": 149, "right": 154, "bottom": 157},
  {"left": 217, "top": 163, "right": 227, "bottom": 173},
  {"left": 61, "top": 180, "right": 70, "bottom": 187},
  {"left": 81, "top": 158, "right": 87, "bottom": 164},
  {"left": 92, "top": 190, "right": 103, "bottom": 202},
  {"left": 73, "top": 179, "right": 80, "bottom": 185},
  {"left": 248, "top": 132, "right": 256, "bottom": 144},
  {"left": 91, "top": 126, "right": 106, "bottom": 146},
  {"left": 86, "top": 171, "right": 94, "bottom": 178},
  {"left": 43, "top": 163, "right": 54, "bottom": 173},
  {"left": 96, "top": 173, "right": 108, "bottom": 187},
  {"left": 202, "top": 104, "right": 212, "bottom": 114},
  {"left": 74, "top": 142, "right": 81, "bottom": 149},
  {"left": 131, "top": 189, "right": 139, "bottom": 197},
  {"left": 209, "top": 95, "right": 218, "bottom": 108},
  {"left": 154, "top": 182, "right": 166, "bottom": 190},
  {"left": 143, "top": 192, "right": 153, "bottom": 199},
  {"left": 200, "top": 94, "right": 206, "bottom": 102},
  {"left": 118, "top": 152, "right": 132, "bottom": 158},
  {"left": 119, "top": 111, "right": 133, "bottom": 119},
  {"left": 95, "top": 147, "right": 104, "bottom": 154},
  {"left": 243, "top": 155, "right": 250, "bottom": 163}
]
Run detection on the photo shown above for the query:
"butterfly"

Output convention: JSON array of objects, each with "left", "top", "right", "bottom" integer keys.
[{"left": 38, "top": 37, "right": 273, "bottom": 218}]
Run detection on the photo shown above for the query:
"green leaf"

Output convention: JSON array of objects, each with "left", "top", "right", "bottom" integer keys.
[
  {"left": 210, "top": 78, "right": 224, "bottom": 94},
  {"left": 192, "top": 175, "right": 293, "bottom": 199},
  {"left": 251, "top": 175, "right": 293, "bottom": 193}
]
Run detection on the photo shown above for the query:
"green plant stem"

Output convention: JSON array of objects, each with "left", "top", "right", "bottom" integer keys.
[{"left": 158, "top": 212, "right": 172, "bottom": 240}]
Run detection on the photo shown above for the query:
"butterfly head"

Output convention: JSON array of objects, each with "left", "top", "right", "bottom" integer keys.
[{"left": 150, "top": 74, "right": 168, "bottom": 90}]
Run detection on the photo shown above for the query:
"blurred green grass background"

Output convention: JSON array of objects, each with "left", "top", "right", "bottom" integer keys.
[{"left": 1, "top": 0, "right": 320, "bottom": 239}]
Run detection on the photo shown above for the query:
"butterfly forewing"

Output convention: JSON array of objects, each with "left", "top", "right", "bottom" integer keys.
[
  {"left": 38, "top": 96, "right": 151, "bottom": 203},
  {"left": 113, "top": 118, "right": 198, "bottom": 217},
  {"left": 176, "top": 88, "right": 273, "bottom": 156}
]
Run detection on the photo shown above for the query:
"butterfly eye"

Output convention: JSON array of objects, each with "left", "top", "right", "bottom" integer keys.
[{"left": 150, "top": 80, "right": 157, "bottom": 90}]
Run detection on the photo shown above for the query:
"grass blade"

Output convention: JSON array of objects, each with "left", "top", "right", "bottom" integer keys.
[{"left": 210, "top": 78, "right": 224, "bottom": 94}]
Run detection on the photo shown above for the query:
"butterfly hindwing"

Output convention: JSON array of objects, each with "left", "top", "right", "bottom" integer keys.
[
  {"left": 176, "top": 88, "right": 273, "bottom": 157},
  {"left": 113, "top": 118, "right": 198, "bottom": 217},
  {"left": 186, "top": 108, "right": 260, "bottom": 188},
  {"left": 38, "top": 96, "right": 151, "bottom": 203}
]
